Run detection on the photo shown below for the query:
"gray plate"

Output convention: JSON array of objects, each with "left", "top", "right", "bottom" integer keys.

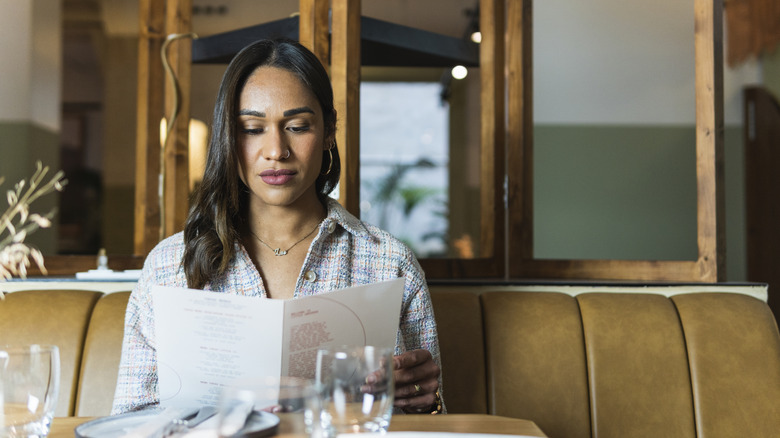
[{"left": 75, "top": 409, "right": 280, "bottom": 438}]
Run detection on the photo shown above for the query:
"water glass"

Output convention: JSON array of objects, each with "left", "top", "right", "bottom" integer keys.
[
  {"left": 314, "top": 345, "right": 394, "bottom": 437},
  {"left": 0, "top": 345, "right": 60, "bottom": 438},
  {"left": 217, "top": 376, "right": 321, "bottom": 437}
]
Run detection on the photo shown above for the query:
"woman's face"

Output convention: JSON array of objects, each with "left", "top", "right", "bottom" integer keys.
[{"left": 236, "top": 66, "right": 328, "bottom": 211}]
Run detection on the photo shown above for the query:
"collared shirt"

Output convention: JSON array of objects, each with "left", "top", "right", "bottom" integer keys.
[{"left": 111, "top": 199, "right": 442, "bottom": 414}]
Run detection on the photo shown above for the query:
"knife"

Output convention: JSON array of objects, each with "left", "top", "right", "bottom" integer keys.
[
  {"left": 161, "top": 406, "right": 219, "bottom": 436},
  {"left": 119, "top": 406, "right": 199, "bottom": 438}
]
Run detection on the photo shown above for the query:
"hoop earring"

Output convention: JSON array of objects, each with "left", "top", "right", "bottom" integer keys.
[{"left": 321, "top": 146, "right": 334, "bottom": 176}]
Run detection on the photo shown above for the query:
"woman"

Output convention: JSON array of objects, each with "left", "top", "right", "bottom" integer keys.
[{"left": 112, "top": 39, "right": 444, "bottom": 415}]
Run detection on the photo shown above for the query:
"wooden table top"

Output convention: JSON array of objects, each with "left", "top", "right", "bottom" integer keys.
[{"left": 52, "top": 413, "right": 547, "bottom": 437}]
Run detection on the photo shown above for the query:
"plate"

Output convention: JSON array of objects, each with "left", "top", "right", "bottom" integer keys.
[{"left": 75, "top": 408, "right": 280, "bottom": 438}]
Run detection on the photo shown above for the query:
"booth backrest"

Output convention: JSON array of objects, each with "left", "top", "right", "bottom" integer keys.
[
  {"left": 2, "top": 286, "right": 779, "bottom": 438},
  {"left": 431, "top": 288, "right": 780, "bottom": 438},
  {"left": 0, "top": 289, "right": 104, "bottom": 417},
  {"left": 74, "top": 291, "right": 131, "bottom": 416}
]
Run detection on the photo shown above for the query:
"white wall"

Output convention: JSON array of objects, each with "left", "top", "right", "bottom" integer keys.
[
  {"left": 534, "top": 0, "right": 759, "bottom": 125},
  {"left": 0, "top": 1, "right": 34, "bottom": 123},
  {"left": 31, "top": 0, "right": 62, "bottom": 131},
  {"left": 0, "top": 0, "right": 61, "bottom": 131}
]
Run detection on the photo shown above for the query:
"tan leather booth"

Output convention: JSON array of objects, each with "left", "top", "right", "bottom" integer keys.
[
  {"left": 430, "top": 286, "right": 780, "bottom": 438},
  {"left": 1, "top": 285, "right": 778, "bottom": 438},
  {"left": 0, "top": 289, "right": 103, "bottom": 417}
]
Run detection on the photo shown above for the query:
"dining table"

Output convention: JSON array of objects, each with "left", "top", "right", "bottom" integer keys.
[{"left": 50, "top": 413, "right": 548, "bottom": 437}]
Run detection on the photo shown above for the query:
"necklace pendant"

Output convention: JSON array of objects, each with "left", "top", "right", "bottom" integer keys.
[{"left": 273, "top": 248, "right": 288, "bottom": 256}]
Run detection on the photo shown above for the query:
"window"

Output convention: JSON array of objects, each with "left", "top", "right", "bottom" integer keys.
[{"left": 360, "top": 81, "right": 450, "bottom": 257}]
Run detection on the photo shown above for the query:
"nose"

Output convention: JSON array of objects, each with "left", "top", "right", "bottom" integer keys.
[{"left": 262, "top": 128, "right": 290, "bottom": 160}]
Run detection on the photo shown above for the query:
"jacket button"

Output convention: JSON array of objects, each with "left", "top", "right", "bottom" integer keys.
[
  {"left": 327, "top": 221, "right": 337, "bottom": 233},
  {"left": 304, "top": 270, "right": 317, "bottom": 282}
]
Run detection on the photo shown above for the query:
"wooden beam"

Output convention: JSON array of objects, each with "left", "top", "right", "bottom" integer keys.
[
  {"left": 694, "top": 0, "right": 725, "bottom": 282},
  {"left": 298, "top": 0, "right": 330, "bottom": 65},
  {"left": 479, "top": 0, "right": 505, "bottom": 262},
  {"left": 507, "top": 0, "right": 533, "bottom": 268},
  {"left": 518, "top": 259, "right": 702, "bottom": 282},
  {"left": 27, "top": 255, "right": 144, "bottom": 276},
  {"left": 162, "top": 0, "right": 193, "bottom": 238},
  {"left": 331, "top": 0, "right": 361, "bottom": 215},
  {"left": 134, "top": 0, "right": 165, "bottom": 255}
]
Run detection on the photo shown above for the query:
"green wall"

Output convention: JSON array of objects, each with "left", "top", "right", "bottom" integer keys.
[
  {"left": 764, "top": 48, "right": 780, "bottom": 99},
  {"left": 533, "top": 124, "right": 745, "bottom": 281},
  {"left": 0, "top": 121, "right": 60, "bottom": 254}
]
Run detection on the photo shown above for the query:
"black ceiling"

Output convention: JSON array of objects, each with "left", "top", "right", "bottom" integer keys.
[{"left": 191, "top": 16, "right": 479, "bottom": 68}]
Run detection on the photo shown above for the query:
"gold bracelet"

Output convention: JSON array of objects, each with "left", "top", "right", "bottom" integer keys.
[{"left": 428, "top": 390, "right": 443, "bottom": 415}]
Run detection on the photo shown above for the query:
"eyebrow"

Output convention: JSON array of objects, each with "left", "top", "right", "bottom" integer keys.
[
  {"left": 284, "top": 106, "right": 315, "bottom": 117},
  {"left": 239, "top": 109, "right": 265, "bottom": 117},
  {"left": 238, "top": 107, "right": 315, "bottom": 118}
]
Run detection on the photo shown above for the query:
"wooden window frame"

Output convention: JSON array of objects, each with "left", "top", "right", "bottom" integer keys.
[
  {"left": 39, "top": 0, "right": 722, "bottom": 281},
  {"left": 506, "top": 0, "right": 725, "bottom": 282}
]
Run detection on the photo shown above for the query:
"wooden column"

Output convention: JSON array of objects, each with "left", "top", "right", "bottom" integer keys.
[
  {"left": 694, "top": 0, "right": 725, "bottom": 282},
  {"left": 330, "top": 0, "right": 361, "bottom": 215},
  {"left": 161, "top": 0, "right": 193, "bottom": 238},
  {"left": 479, "top": 0, "right": 505, "bottom": 261},
  {"left": 134, "top": 0, "right": 193, "bottom": 255},
  {"left": 506, "top": 0, "right": 533, "bottom": 264},
  {"left": 134, "top": 0, "right": 166, "bottom": 255},
  {"left": 299, "top": 0, "right": 330, "bottom": 66}
]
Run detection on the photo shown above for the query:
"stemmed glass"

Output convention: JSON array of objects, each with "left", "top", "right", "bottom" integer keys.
[{"left": 0, "top": 345, "right": 60, "bottom": 438}]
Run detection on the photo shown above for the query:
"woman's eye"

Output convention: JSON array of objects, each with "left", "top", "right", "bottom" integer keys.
[
  {"left": 241, "top": 127, "right": 263, "bottom": 135},
  {"left": 288, "top": 124, "right": 310, "bottom": 133}
]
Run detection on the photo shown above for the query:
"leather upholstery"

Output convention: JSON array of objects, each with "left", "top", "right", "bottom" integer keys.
[
  {"left": 0, "top": 289, "right": 102, "bottom": 416},
  {"left": 75, "top": 291, "right": 131, "bottom": 416},
  {"left": 4, "top": 287, "right": 779, "bottom": 438},
  {"left": 432, "top": 289, "right": 780, "bottom": 438},
  {"left": 429, "top": 290, "right": 487, "bottom": 413},
  {"left": 578, "top": 293, "right": 695, "bottom": 438},
  {"left": 481, "top": 291, "right": 591, "bottom": 438},
  {"left": 672, "top": 293, "right": 780, "bottom": 438}
]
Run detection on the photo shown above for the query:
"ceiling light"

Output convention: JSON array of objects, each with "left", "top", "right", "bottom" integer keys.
[{"left": 451, "top": 65, "right": 468, "bottom": 80}]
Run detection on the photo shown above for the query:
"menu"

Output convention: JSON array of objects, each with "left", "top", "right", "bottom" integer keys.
[{"left": 153, "top": 278, "right": 404, "bottom": 408}]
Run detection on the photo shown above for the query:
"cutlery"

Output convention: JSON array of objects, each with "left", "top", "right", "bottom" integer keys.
[{"left": 162, "top": 406, "right": 219, "bottom": 437}]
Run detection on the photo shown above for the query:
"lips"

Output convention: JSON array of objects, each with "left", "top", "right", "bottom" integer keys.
[{"left": 259, "top": 168, "right": 296, "bottom": 185}]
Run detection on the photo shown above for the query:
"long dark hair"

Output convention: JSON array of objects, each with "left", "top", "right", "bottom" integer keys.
[{"left": 182, "top": 39, "right": 340, "bottom": 288}]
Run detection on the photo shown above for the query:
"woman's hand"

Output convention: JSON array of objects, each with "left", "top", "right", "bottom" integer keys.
[{"left": 392, "top": 349, "right": 441, "bottom": 413}]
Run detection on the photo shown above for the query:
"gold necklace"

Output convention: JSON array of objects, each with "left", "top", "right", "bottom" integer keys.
[{"left": 249, "top": 221, "right": 320, "bottom": 256}]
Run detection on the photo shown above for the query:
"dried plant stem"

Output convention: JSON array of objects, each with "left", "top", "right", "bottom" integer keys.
[{"left": 0, "top": 162, "right": 67, "bottom": 291}]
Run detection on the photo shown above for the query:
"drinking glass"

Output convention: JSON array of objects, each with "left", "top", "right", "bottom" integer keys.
[
  {"left": 217, "top": 376, "right": 321, "bottom": 437},
  {"left": 314, "top": 345, "right": 394, "bottom": 437},
  {"left": 0, "top": 345, "right": 60, "bottom": 438}
]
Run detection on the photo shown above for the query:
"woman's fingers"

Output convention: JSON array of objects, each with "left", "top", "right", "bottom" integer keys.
[{"left": 392, "top": 349, "right": 441, "bottom": 412}]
